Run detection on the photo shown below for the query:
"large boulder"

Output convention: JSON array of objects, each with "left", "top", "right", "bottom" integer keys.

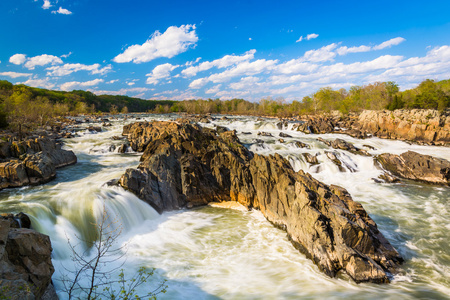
[
  {"left": 0, "top": 215, "right": 56, "bottom": 299},
  {"left": 119, "top": 121, "right": 403, "bottom": 283},
  {"left": 376, "top": 151, "right": 450, "bottom": 185}
]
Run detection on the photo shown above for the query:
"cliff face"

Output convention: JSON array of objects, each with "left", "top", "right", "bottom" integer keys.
[
  {"left": 120, "top": 121, "right": 403, "bottom": 283},
  {"left": 356, "top": 110, "right": 450, "bottom": 145},
  {"left": 0, "top": 214, "right": 56, "bottom": 300}
]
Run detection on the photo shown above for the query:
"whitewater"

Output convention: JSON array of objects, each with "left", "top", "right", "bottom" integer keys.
[{"left": 0, "top": 114, "right": 448, "bottom": 299}]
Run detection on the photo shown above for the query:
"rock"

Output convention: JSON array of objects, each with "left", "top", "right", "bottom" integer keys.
[
  {"left": 112, "top": 136, "right": 124, "bottom": 140},
  {"left": 295, "top": 117, "right": 336, "bottom": 134},
  {"left": 278, "top": 138, "right": 285, "bottom": 143},
  {"left": 375, "top": 172, "right": 400, "bottom": 183},
  {"left": 319, "top": 138, "right": 370, "bottom": 156},
  {"left": 215, "top": 126, "right": 229, "bottom": 134},
  {"left": 325, "top": 151, "right": 346, "bottom": 172},
  {"left": 295, "top": 141, "right": 310, "bottom": 149},
  {"left": 102, "top": 122, "right": 113, "bottom": 127},
  {"left": 279, "top": 132, "right": 292, "bottom": 138},
  {"left": 257, "top": 131, "right": 273, "bottom": 137},
  {"left": 0, "top": 218, "right": 55, "bottom": 299},
  {"left": 119, "top": 121, "right": 403, "bottom": 283},
  {"left": 363, "top": 144, "right": 376, "bottom": 150},
  {"left": 241, "top": 132, "right": 252, "bottom": 135},
  {"left": 87, "top": 126, "right": 102, "bottom": 132},
  {"left": 117, "top": 144, "right": 129, "bottom": 153},
  {"left": 0, "top": 137, "right": 77, "bottom": 190},
  {"left": 356, "top": 110, "right": 450, "bottom": 146},
  {"left": 302, "top": 153, "right": 319, "bottom": 165},
  {"left": 376, "top": 151, "right": 450, "bottom": 185}
]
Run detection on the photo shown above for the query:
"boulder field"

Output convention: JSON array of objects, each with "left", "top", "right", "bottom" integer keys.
[
  {"left": 119, "top": 121, "right": 404, "bottom": 283},
  {"left": 0, "top": 137, "right": 77, "bottom": 190}
]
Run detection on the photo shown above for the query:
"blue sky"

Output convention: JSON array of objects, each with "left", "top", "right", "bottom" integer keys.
[{"left": 1, "top": 0, "right": 450, "bottom": 101}]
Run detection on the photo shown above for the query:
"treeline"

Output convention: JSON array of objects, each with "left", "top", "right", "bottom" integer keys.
[
  {"left": 0, "top": 80, "right": 175, "bottom": 134},
  {"left": 156, "top": 79, "right": 450, "bottom": 117}
]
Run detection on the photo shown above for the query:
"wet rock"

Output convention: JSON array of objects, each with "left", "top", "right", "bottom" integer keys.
[
  {"left": 295, "top": 141, "right": 310, "bottom": 149},
  {"left": 0, "top": 217, "right": 55, "bottom": 299},
  {"left": 257, "top": 131, "right": 273, "bottom": 137},
  {"left": 374, "top": 172, "right": 400, "bottom": 183},
  {"left": 363, "top": 144, "right": 376, "bottom": 150},
  {"left": 117, "top": 144, "right": 129, "bottom": 153},
  {"left": 119, "top": 121, "right": 403, "bottom": 283},
  {"left": 241, "top": 132, "right": 252, "bottom": 135},
  {"left": 87, "top": 126, "right": 102, "bottom": 132},
  {"left": 376, "top": 151, "right": 450, "bottom": 185},
  {"left": 325, "top": 151, "right": 346, "bottom": 172},
  {"left": 319, "top": 138, "right": 370, "bottom": 156},
  {"left": 112, "top": 135, "right": 124, "bottom": 140},
  {"left": 302, "top": 153, "right": 319, "bottom": 165},
  {"left": 279, "top": 132, "right": 292, "bottom": 138},
  {"left": 102, "top": 122, "right": 113, "bottom": 127},
  {"left": 278, "top": 139, "right": 285, "bottom": 143}
]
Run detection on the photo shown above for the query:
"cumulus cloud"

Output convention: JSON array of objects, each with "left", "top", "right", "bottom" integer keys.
[
  {"left": 182, "top": 49, "right": 256, "bottom": 77},
  {"left": 0, "top": 72, "right": 33, "bottom": 78},
  {"left": 9, "top": 54, "right": 27, "bottom": 65},
  {"left": 52, "top": 7, "right": 72, "bottom": 15},
  {"left": 42, "top": 0, "right": 52, "bottom": 9},
  {"left": 205, "top": 84, "right": 222, "bottom": 94},
  {"left": 296, "top": 33, "right": 319, "bottom": 42},
  {"left": 302, "top": 43, "right": 338, "bottom": 62},
  {"left": 113, "top": 24, "right": 198, "bottom": 63},
  {"left": 24, "top": 54, "right": 63, "bottom": 69},
  {"left": 146, "top": 63, "right": 178, "bottom": 84},
  {"left": 46, "top": 63, "right": 112, "bottom": 76},
  {"left": 189, "top": 77, "right": 209, "bottom": 89},
  {"left": 60, "top": 79, "right": 104, "bottom": 91}
]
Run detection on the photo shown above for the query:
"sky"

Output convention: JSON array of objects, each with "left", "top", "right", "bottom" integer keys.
[{"left": 1, "top": 0, "right": 450, "bottom": 102}]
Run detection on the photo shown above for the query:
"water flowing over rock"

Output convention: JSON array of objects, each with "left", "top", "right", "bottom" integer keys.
[
  {"left": 376, "top": 151, "right": 450, "bottom": 185},
  {"left": 0, "top": 214, "right": 56, "bottom": 299},
  {"left": 119, "top": 121, "right": 403, "bottom": 283},
  {"left": 0, "top": 137, "right": 77, "bottom": 190}
]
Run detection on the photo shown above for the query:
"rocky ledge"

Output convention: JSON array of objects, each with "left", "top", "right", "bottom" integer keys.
[
  {"left": 0, "top": 213, "right": 56, "bottom": 299},
  {"left": 0, "top": 137, "right": 77, "bottom": 190},
  {"left": 376, "top": 151, "right": 450, "bottom": 185},
  {"left": 119, "top": 121, "right": 403, "bottom": 283}
]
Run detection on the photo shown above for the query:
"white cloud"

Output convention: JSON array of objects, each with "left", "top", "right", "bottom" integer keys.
[
  {"left": 42, "top": 0, "right": 52, "bottom": 9},
  {"left": 107, "top": 79, "right": 119, "bottom": 84},
  {"left": 205, "top": 84, "right": 222, "bottom": 94},
  {"left": 275, "top": 59, "right": 319, "bottom": 74},
  {"left": 336, "top": 45, "right": 372, "bottom": 56},
  {"left": 302, "top": 43, "right": 338, "bottom": 62},
  {"left": 373, "top": 37, "right": 406, "bottom": 50},
  {"left": 24, "top": 54, "right": 63, "bottom": 69},
  {"left": 146, "top": 63, "right": 178, "bottom": 85},
  {"left": 93, "top": 87, "right": 151, "bottom": 96},
  {"left": 0, "top": 72, "right": 33, "bottom": 78},
  {"left": 61, "top": 52, "right": 72, "bottom": 58},
  {"left": 113, "top": 24, "right": 198, "bottom": 63},
  {"left": 9, "top": 54, "right": 27, "bottom": 65},
  {"left": 189, "top": 77, "right": 209, "bottom": 89},
  {"left": 52, "top": 7, "right": 72, "bottom": 15},
  {"left": 20, "top": 78, "right": 55, "bottom": 89},
  {"left": 182, "top": 49, "right": 256, "bottom": 77},
  {"left": 60, "top": 79, "right": 104, "bottom": 91},
  {"left": 46, "top": 63, "right": 112, "bottom": 76},
  {"left": 337, "top": 37, "right": 406, "bottom": 55},
  {"left": 296, "top": 33, "right": 319, "bottom": 42}
]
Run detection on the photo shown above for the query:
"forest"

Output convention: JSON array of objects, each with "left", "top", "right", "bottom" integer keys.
[{"left": 0, "top": 78, "right": 449, "bottom": 135}]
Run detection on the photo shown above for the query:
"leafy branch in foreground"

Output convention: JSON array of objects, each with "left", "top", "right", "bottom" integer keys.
[{"left": 58, "top": 203, "right": 167, "bottom": 300}]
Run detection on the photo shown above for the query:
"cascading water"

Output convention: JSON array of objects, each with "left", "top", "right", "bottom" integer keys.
[{"left": 0, "top": 115, "right": 449, "bottom": 299}]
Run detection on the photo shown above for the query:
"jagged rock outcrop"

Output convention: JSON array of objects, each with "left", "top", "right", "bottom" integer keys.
[
  {"left": 376, "top": 151, "right": 450, "bottom": 185},
  {"left": 318, "top": 138, "right": 370, "bottom": 156},
  {"left": 0, "top": 214, "right": 56, "bottom": 300},
  {"left": 119, "top": 121, "right": 403, "bottom": 283},
  {"left": 356, "top": 110, "right": 450, "bottom": 145},
  {"left": 0, "top": 137, "right": 77, "bottom": 190}
]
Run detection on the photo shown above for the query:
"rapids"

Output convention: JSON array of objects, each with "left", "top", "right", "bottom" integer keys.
[{"left": 0, "top": 114, "right": 448, "bottom": 299}]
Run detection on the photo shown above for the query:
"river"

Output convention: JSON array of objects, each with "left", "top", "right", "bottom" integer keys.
[{"left": 0, "top": 114, "right": 448, "bottom": 299}]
